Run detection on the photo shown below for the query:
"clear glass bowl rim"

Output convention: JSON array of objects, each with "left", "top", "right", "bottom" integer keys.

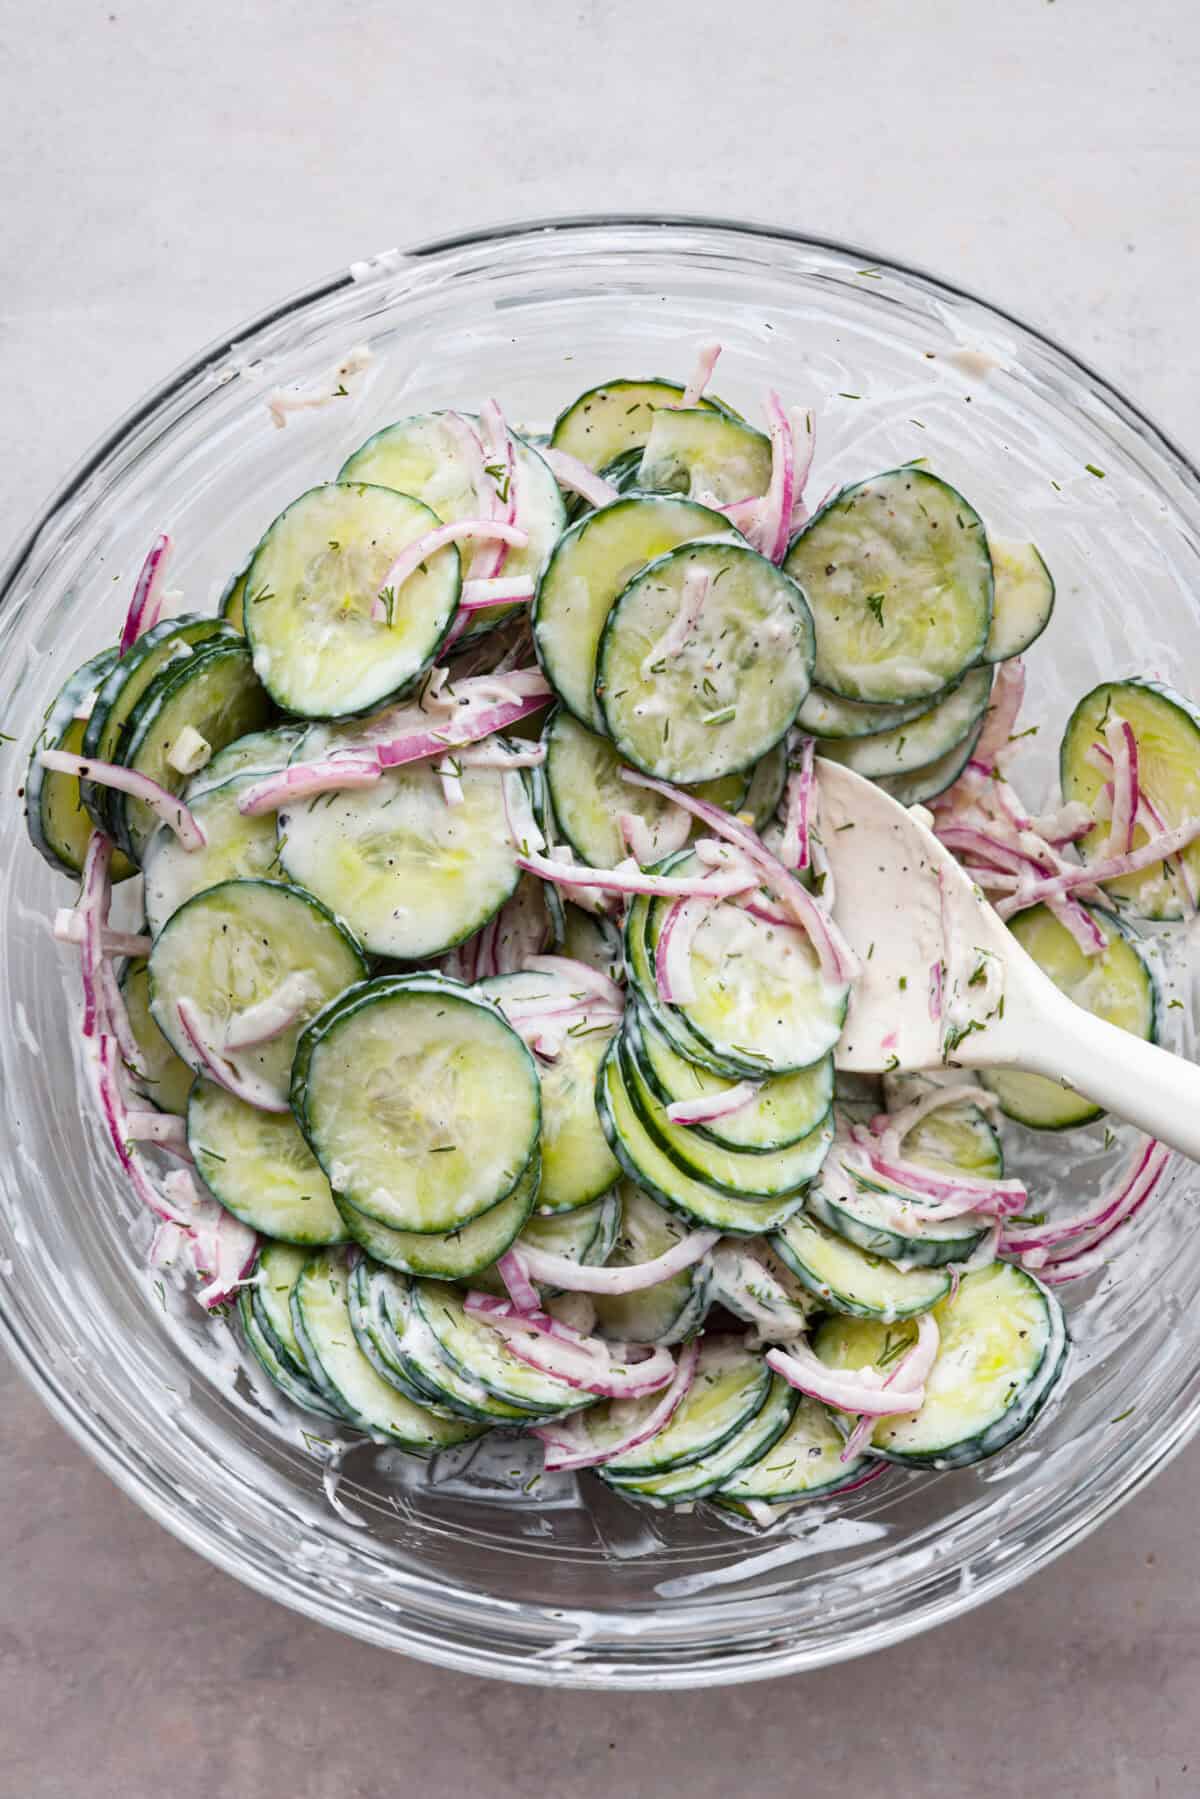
[{"left": 3, "top": 212, "right": 1200, "bottom": 1690}]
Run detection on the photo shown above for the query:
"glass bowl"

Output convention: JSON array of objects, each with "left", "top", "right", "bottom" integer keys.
[{"left": 3, "top": 216, "right": 1200, "bottom": 1690}]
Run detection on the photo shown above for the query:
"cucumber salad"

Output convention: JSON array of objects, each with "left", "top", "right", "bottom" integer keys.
[{"left": 26, "top": 342, "right": 1200, "bottom": 1526}]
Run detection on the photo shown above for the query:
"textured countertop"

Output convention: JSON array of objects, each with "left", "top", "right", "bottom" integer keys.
[{"left": 3, "top": 2, "right": 1198, "bottom": 1793}]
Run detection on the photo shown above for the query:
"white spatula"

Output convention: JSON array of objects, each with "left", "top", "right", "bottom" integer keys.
[{"left": 817, "top": 759, "right": 1200, "bottom": 1161}]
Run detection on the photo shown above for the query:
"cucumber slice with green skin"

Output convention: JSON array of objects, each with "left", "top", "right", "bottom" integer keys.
[
  {"left": 120, "top": 958, "right": 194, "bottom": 1115},
  {"left": 185, "top": 726, "right": 301, "bottom": 799},
  {"left": 716, "top": 1393, "right": 874, "bottom": 1506},
  {"left": 470, "top": 1187, "right": 621, "bottom": 1299},
  {"left": 478, "top": 972, "right": 620, "bottom": 1213},
  {"left": 218, "top": 561, "right": 250, "bottom": 633},
  {"left": 243, "top": 483, "right": 460, "bottom": 718},
  {"left": 81, "top": 614, "right": 238, "bottom": 834},
  {"left": 609, "top": 1374, "right": 797, "bottom": 1504},
  {"left": 239, "top": 1287, "right": 342, "bottom": 1419},
  {"left": 814, "top": 1262, "right": 1068, "bottom": 1469},
  {"left": 188, "top": 1078, "right": 348, "bottom": 1246},
  {"left": 624, "top": 882, "right": 759, "bottom": 1079},
  {"left": 542, "top": 707, "right": 748, "bottom": 871},
  {"left": 984, "top": 539, "right": 1055, "bottom": 662},
  {"left": 771, "top": 1209, "right": 951, "bottom": 1321},
  {"left": 643, "top": 850, "right": 849, "bottom": 1075},
  {"left": 638, "top": 407, "right": 772, "bottom": 506},
  {"left": 816, "top": 666, "right": 993, "bottom": 781},
  {"left": 627, "top": 1004, "right": 833, "bottom": 1154},
  {"left": 805, "top": 1164, "right": 988, "bottom": 1268},
  {"left": 980, "top": 903, "right": 1157, "bottom": 1128},
  {"left": 277, "top": 746, "right": 521, "bottom": 960},
  {"left": 597, "top": 541, "right": 814, "bottom": 784},
  {"left": 110, "top": 638, "right": 274, "bottom": 860},
  {"left": 563, "top": 904, "right": 624, "bottom": 986},
  {"left": 293, "top": 974, "right": 540, "bottom": 1235},
  {"left": 408, "top": 1278, "right": 594, "bottom": 1416},
  {"left": 149, "top": 878, "right": 367, "bottom": 1108},
  {"left": 743, "top": 739, "right": 789, "bottom": 831},
  {"left": 784, "top": 469, "right": 993, "bottom": 704},
  {"left": 872, "top": 716, "right": 987, "bottom": 807},
  {"left": 794, "top": 684, "right": 931, "bottom": 742},
  {"left": 600, "top": 1337, "right": 772, "bottom": 1480},
  {"left": 254, "top": 1242, "right": 333, "bottom": 1382},
  {"left": 336, "top": 1158, "right": 537, "bottom": 1279},
  {"left": 591, "top": 1182, "right": 715, "bottom": 1347},
  {"left": 1060, "top": 677, "right": 1200, "bottom": 919},
  {"left": 143, "top": 773, "right": 283, "bottom": 937},
  {"left": 25, "top": 649, "right": 136, "bottom": 880},
  {"left": 619, "top": 1031, "right": 833, "bottom": 1200},
  {"left": 549, "top": 378, "right": 728, "bottom": 473},
  {"left": 348, "top": 1262, "right": 533, "bottom": 1424},
  {"left": 338, "top": 415, "right": 567, "bottom": 639},
  {"left": 902, "top": 1103, "right": 1004, "bottom": 1181},
  {"left": 596, "top": 1040, "right": 806, "bottom": 1236},
  {"left": 533, "top": 494, "right": 737, "bottom": 731},
  {"left": 293, "top": 1252, "right": 487, "bottom": 1450}
]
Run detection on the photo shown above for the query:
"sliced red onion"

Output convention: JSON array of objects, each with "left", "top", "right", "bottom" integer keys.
[
  {"left": 497, "top": 1248, "right": 541, "bottom": 1312},
  {"left": 779, "top": 738, "right": 815, "bottom": 872},
  {"left": 655, "top": 895, "right": 710, "bottom": 1007},
  {"left": 54, "top": 909, "right": 151, "bottom": 957},
  {"left": 457, "top": 740, "right": 546, "bottom": 770},
  {"left": 639, "top": 566, "right": 711, "bottom": 677},
  {"left": 522, "top": 955, "right": 624, "bottom": 1007},
  {"left": 77, "top": 831, "right": 113, "bottom": 1039},
  {"left": 119, "top": 533, "right": 171, "bottom": 656},
  {"left": 460, "top": 576, "right": 535, "bottom": 609},
  {"left": 125, "top": 1110, "right": 189, "bottom": 1150},
  {"left": 665, "top": 1079, "right": 761, "bottom": 1126},
  {"left": 679, "top": 340, "right": 722, "bottom": 408},
  {"left": 515, "top": 848, "right": 755, "bottom": 902},
  {"left": 371, "top": 519, "right": 529, "bottom": 620},
  {"left": 1105, "top": 716, "right": 1139, "bottom": 856},
  {"left": 176, "top": 998, "right": 290, "bottom": 1114},
  {"left": 223, "top": 973, "right": 318, "bottom": 1051},
  {"left": 971, "top": 659, "right": 1026, "bottom": 770},
  {"left": 1001, "top": 1138, "right": 1168, "bottom": 1255},
  {"left": 88, "top": 1035, "right": 192, "bottom": 1226},
  {"left": 840, "top": 1312, "right": 940, "bottom": 1458},
  {"left": 533, "top": 1339, "right": 700, "bottom": 1472},
  {"left": 473, "top": 398, "right": 518, "bottom": 579},
  {"left": 540, "top": 447, "right": 620, "bottom": 510},
  {"left": 487, "top": 882, "right": 555, "bottom": 977},
  {"left": 1089, "top": 747, "right": 1198, "bottom": 910},
  {"left": 996, "top": 813, "right": 1200, "bottom": 917},
  {"left": 39, "top": 751, "right": 206, "bottom": 849},
  {"left": 872, "top": 1081, "right": 996, "bottom": 1157},
  {"left": 928, "top": 957, "right": 944, "bottom": 1023},
  {"left": 620, "top": 768, "right": 861, "bottom": 983},
  {"left": 844, "top": 1140, "right": 1026, "bottom": 1220},
  {"left": 748, "top": 391, "right": 796, "bottom": 563},
  {"left": 765, "top": 1341, "right": 925, "bottom": 1416},
  {"left": 506, "top": 1229, "right": 719, "bottom": 1296},
  {"left": 1045, "top": 892, "right": 1107, "bottom": 956},
  {"left": 464, "top": 1294, "right": 676, "bottom": 1398},
  {"left": 236, "top": 754, "right": 381, "bottom": 814}
]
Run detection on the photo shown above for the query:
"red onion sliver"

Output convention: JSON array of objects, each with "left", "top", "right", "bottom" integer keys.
[
  {"left": 371, "top": 519, "right": 529, "bottom": 619},
  {"left": 118, "top": 533, "right": 171, "bottom": 656},
  {"left": 540, "top": 447, "right": 620, "bottom": 510},
  {"left": 639, "top": 565, "right": 711, "bottom": 676},
  {"left": 533, "top": 1340, "right": 700, "bottom": 1472},
  {"left": 678, "top": 341, "right": 722, "bottom": 408},
  {"left": 1105, "top": 715, "right": 1139, "bottom": 856},
  {"left": 665, "top": 1079, "right": 762, "bottom": 1126},
  {"left": 655, "top": 895, "right": 709, "bottom": 1007},
  {"left": 756, "top": 390, "right": 796, "bottom": 563},
  {"left": 1001, "top": 1138, "right": 1168, "bottom": 1255},
  {"left": 765, "top": 1341, "right": 925, "bottom": 1416},
  {"left": 522, "top": 955, "right": 624, "bottom": 1007},
  {"left": 460, "top": 577, "right": 535, "bottom": 609},
  {"left": 996, "top": 814, "right": 1200, "bottom": 917},
  {"left": 54, "top": 909, "right": 151, "bottom": 957},
  {"left": 39, "top": 750, "right": 206, "bottom": 850},
  {"left": 514, "top": 848, "right": 755, "bottom": 903},
  {"left": 971, "top": 659, "right": 1026, "bottom": 770},
  {"left": 223, "top": 973, "right": 318, "bottom": 1051},
  {"left": 497, "top": 1248, "right": 541, "bottom": 1313},
  {"left": 176, "top": 998, "right": 290, "bottom": 1114},
  {"left": 512, "top": 1230, "right": 719, "bottom": 1295}
]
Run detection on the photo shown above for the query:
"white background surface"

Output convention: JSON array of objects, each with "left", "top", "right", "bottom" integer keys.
[{"left": 2, "top": 3, "right": 1198, "bottom": 1794}]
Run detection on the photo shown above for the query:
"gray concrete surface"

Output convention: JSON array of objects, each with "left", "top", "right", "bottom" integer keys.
[{"left": 2, "top": 2, "right": 1198, "bottom": 1793}]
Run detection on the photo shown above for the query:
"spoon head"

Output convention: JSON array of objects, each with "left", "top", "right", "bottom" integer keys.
[{"left": 816, "top": 759, "right": 1024, "bottom": 1073}]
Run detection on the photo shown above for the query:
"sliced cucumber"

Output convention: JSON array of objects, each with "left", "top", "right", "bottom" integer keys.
[
  {"left": 624, "top": 878, "right": 755, "bottom": 1079},
  {"left": 772, "top": 1209, "right": 951, "bottom": 1320},
  {"left": 817, "top": 666, "right": 992, "bottom": 781},
  {"left": 518, "top": 1188, "right": 622, "bottom": 1263},
  {"left": 743, "top": 739, "right": 790, "bottom": 831},
  {"left": 620, "top": 1032, "right": 832, "bottom": 1200},
  {"left": 149, "top": 878, "right": 367, "bottom": 1108},
  {"left": 784, "top": 469, "right": 992, "bottom": 703},
  {"left": 597, "top": 1040, "right": 806, "bottom": 1236},
  {"left": 873, "top": 721, "right": 986, "bottom": 806},
  {"left": 143, "top": 772, "right": 283, "bottom": 936},
  {"left": 562, "top": 904, "right": 624, "bottom": 986},
  {"left": 609, "top": 1374, "right": 796, "bottom": 1504},
  {"left": 981, "top": 903, "right": 1156, "bottom": 1128},
  {"left": 408, "top": 1278, "right": 593, "bottom": 1416},
  {"left": 601, "top": 1337, "right": 771, "bottom": 1480},
  {"left": 338, "top": 415, "right": 566, "bottom": 639},
  {"left": 218, "top": 562, "right": 249, "bottom": 633},
  {"left": 244, "top": 483, "right": 460, "bottom": 718},
  {"left": 627, "top": 1004, "right": 833, "bottom": 1154},
  {"left": 276, "top": 747, "right": 522, "bottom": 960},
  {"left": 120, "top": 958, "right": 194, "bottom": 1115},
  {"left": 717, "top": 1394, "right": 874, "bottom": 1506},
  {"left": 337, "top": 1158, "right": 537, "bottom": 1279},
  {"left": 985, "top": 539, "right": 1055, "bottom": 661},
  {"left": 293, "top": 1252, "right": 486, "bottom": 1449},
  {"left": 110, "top": 638, "right": 273, "bottom": 860},
  {"left": 239, "top": 1288, "right": 342, "bottom": 1418},
  {"left": 638, "top": 407, "right": 772, "bottom": 506},
  {"left": 81, "top": 614, "right": 237, "bottom": 833},
  {"left": 794, "top": 684, "right": 931, "bottom": 742},
  {"left": 188, "top": 1078, "right": 347, "bottom": 1245},
  {"left": 25, "top": 650, "right": 135, "bottom": 879},
  {"left": 1060, "top": 677, "right": 1200, "bottom": 919},
  {"left": 814, "top": 1262, "right": 1068, "bottom": 1468},
  {"left": 478, "top": 971, "right": 620, "bottom": 1212},
  {"left": 293, "top": 975, "right": 540, "bottom": 1235},
  {"left": 349, "top": 1263, "right": 532, "bottom": 1424},
  {"left": 881, "top": 1074, "right": 1005, "bottom": 1180},
  {"left": 533, "top": 494, "right": 735, "bottom": 731},
  {"left": 591, "top": 1182, "right": 714, "bottom": 1346},
  {"left": 550, "top": 378, "right": 726, "bottom": 473},
  {"left": 644, "top": 852, "right": 848, "bottom": 1075},
  {"left": 185, "top": 725, "right": 301, "bottom": 798},
  {"left": 597, "top": 541, "right": 814, "bottom": 784},
  {"left": 806, "top": 1162, "right": 988, "bottom": 1268},
  {"left": 244, "top": 1242, "right": 346, "bottom": 1419}
]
